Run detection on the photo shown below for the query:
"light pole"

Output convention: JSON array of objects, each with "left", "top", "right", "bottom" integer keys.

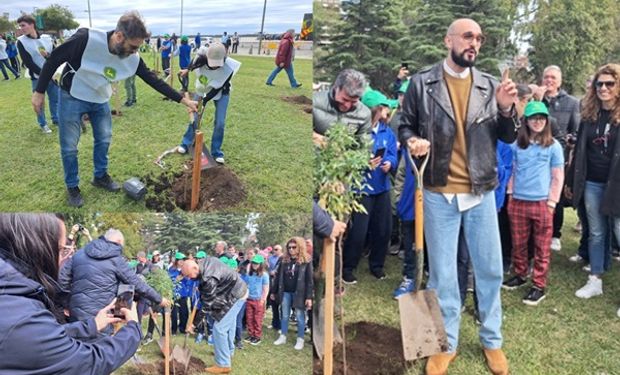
[
  {"left": 258, "top": 0, "right": 267, "bottom": 53},
  {"left": 87, "top": 0, "right": 92, "bottom": 27},
  {"left": 180, "top": 0, "right": 183, "bottom": 36}
]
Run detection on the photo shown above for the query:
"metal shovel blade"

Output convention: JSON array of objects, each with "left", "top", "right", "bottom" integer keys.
[
  {"left": 398, "top": 289, "right": 448, "bottom": 360},
  {"left": 188, "top": 142, "right": 218, "bottom": 170},
  {"left": 312, "top": 297, "right": 342, "bottom": 360},
  {"left": 171, "top": 344, "right": 192, "bottom": 372}
]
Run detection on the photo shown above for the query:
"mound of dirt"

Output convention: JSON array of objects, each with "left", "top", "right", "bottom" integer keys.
[
  {"left": 126, "top": 357, "right": 207, "bottom": 375},
  {"left": 145, "top": 162, "right": 246, "bottom": 211},
  {"left": 313, "top": 321, "right": 409, "bottom": 375},
  {"left": 282, "top": 95, "right": 312, "bottom": 114}
]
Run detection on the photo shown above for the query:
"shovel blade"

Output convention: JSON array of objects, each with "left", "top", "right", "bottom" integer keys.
[
  {"left": 157, "top": 336, "right": 166, "bottom": 357},
  {"left": 398, "top": 290, "right": 448, "bottom": 361},
  {"left": 312, "top": 298, "right": 342, "bottom": 360},
  {"left": 188, "top": 143, "right": 218, "bottom": 170},
  {"left": 171, "top": 344, "right": 192, "bottom": 371}
]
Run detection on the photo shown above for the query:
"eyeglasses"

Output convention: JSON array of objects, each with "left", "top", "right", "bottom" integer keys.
[
  {"left": 595, "top": 81, "right": 616, "bottom": 89},
  {"left": 451, "top": 32, "right": 486, "bottom": 45}
]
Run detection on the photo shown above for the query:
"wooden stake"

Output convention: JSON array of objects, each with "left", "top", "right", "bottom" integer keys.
[
  {"left": 164, "top": 307, "right": 171, "bottom": 375},
  {"left": 191, "top": 131, "right": 203, "bottom": 210},
  {"left": 323, "top": 238, "right": 335, "bottom": 375}
]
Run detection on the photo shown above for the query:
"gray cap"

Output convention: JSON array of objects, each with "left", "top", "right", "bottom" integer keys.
[{"left": 137, "top": 251, "right": 146, "bottom": 258}]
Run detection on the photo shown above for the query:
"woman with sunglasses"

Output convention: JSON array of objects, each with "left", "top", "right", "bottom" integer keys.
[
  {"left": 270, "top": 237, "right": 313, "bottom": 350},
  {"left": 0, "top": 213, "right": 141, "bottom": 374},
  {"left": 567, "top": 64, "right": 620, "bottom": 307}
]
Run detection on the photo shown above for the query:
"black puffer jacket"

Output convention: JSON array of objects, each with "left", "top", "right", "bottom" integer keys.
[
  {"left": 399, "top": 62, "right": 518, "bottom": 194},
  {"left": 59, "top": 237, "right": 162, "bottom": 321}
]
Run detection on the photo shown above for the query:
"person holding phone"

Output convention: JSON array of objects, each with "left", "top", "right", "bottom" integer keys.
[
  {"left": 0, "top": 213, "right": 141, "bottom": 375},
  {"left": 342, "top": 89, "right": 398, "bottom": 284}
]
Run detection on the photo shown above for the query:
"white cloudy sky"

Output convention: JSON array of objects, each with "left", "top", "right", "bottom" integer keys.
[{"left": 3, "top": 0, "right": 312, "bottom": 36}]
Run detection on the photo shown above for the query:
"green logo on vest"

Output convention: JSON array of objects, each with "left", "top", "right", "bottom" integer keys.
[
  {"left": 103, "top": 67, "right": 117, "bottom": 80},
  {"left": 199, "top": 75, "right": 209, "bottom": 85}
]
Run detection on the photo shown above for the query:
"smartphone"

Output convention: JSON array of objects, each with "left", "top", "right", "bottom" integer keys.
[
  {"left": 375, "top": 148, "right": 386, "bottom": 158},
  {"left": 401, "top": 62, "right": 409, "bottom": 69},
  {"left": 114, "top": 284, "right": 135, "bottom": 318}
]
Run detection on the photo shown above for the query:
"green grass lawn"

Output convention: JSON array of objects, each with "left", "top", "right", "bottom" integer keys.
[
  {"left": 0, "top": 54, "right": 312, "bottom": 212},
  {"left": 113, "top": 307, "right": 311, "bottom": 375},
  {"left": 339, "top": 211, "right": 620, "bottom": 374}
]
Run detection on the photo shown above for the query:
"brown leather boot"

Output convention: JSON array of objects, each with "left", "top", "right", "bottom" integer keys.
[
  {"left": 205, "top": 365, "right": 231, "bottom": 374},
  {"left": 425, "top": 352, "right": 457, "bottom": 375},
  {"left": 483, "top": 348, "right": 509, "bottom": 375}
]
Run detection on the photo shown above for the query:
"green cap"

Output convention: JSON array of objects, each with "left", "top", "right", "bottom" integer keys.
[
  {"left": 164, "top": 33, "right": 170, "bottom": 38},
  {"left": 251, "top": 254, "right": 264, "bottom": 264},
  {"left": 361, "top": 89, "right": 398, "bottom": 109},
  {"left": 523, "top": 101, "right": 549, "bottom": 118},
  {"left": 398, "top": 79, "right": 410, "bottom": 94},
  {"left": 128, "top": 259, "right": 138, "bottom": 268},
  {"left": 181, "top": 35, "right": 188, "bottom": 42},
  {"left": 147, "top": 254, "right": 153, "bottom": 260},
  {"left": 175, "top": 252, "right": 186, "bottom": 260},
  {"left": 196, "top": 251, "right": 207, "bottom": 259}
]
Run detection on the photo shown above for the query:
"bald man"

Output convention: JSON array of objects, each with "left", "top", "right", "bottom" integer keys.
[{"left": 399, "top": 18, "right": 517, "bottom": 375}]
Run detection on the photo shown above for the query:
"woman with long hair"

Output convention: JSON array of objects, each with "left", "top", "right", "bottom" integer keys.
[
  {"left": 270, "top": 236, "right": 313, "bottom": 350},
  {"left": 0, "top": 213, "right": 141, "bottom": 374},
  {"left": 568, "top": 64, "right": 620, "bottom": 310}
]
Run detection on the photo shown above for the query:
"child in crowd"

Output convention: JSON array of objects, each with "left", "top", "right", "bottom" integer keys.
[
  {"left": 502, "top": 101, "right": 564, "bottom": 306},
  {"left": 243, "top": 255, "right": 270, "bottom": 345}
]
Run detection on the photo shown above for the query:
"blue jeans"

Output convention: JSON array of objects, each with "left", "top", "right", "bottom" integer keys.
[
  {"left": 424, "top": 190, "right": 503, "bottom": 352},
  {"left": 213, "top": 298, "right": 245, "bottom": 367},
  {"left": 584, "top": 181, "right": 620, "bottom": 275},
  {"left": 31, "top": 78, "right": 59, "bottom": 127},
  {"left": 234, "top": 300, "right": 246, "bottom": 342},
  {"left": 58, "top": 89, "right": 112, "bottom": 188},
  {"left": 0, "top": 58, "right": 18, "bottom": 79},
  {"left": 180, "top": 93, "right": 229, "bottom": 158},
  {"left": 280, "top": 292, "right": 305, "bottom": 338},
  {"left": 266, "top": 65, "right": 299, "bottom": 87}
]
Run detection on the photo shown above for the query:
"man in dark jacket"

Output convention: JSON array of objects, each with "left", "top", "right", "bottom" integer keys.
[
  {"left": 182, "top": 257, "right": 247, "bottom": 374},
  {"left": 398, "top": 18, "right": 517, "bottom": 375},
  {"left": 265, "top": 29, "right": 302, "bottom": 88},
  {"left": 59, "top": 229, "right": 170, "bottom": 331}
]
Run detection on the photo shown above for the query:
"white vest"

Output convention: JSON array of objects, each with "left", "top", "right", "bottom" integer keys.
[
  {"left": 70, "top": 29, "right": 140, "bottom": 103},
  {"left": 17, "top": 34, "right": 54, "bottom": 79},
  {"left": 195, "top": 57, "right": 241, "bottom": 101}
]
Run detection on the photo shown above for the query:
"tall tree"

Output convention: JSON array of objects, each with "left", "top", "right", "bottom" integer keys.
[
  {"left": 528, "top": 0, "right": 618, "bottom": 94},
  {"left": 254, "top": 213, "right": 312, "bottom": 247},
  {"left": 0, "top": 16, "right": 14, "bottom": 34},
  {"left": 34, "top": 4, "right": 79, "bottom": 36}
]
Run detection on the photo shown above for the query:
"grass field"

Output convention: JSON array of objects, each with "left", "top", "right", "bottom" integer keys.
[
  {"left": 113, "top": 308, "right": 311, "bottom": 375},
  {"left": 338, "top": 211, "right": 620, "bottom": 374},
  {"left": 0, "top": 53, "right": 312, "bottom": 212}
]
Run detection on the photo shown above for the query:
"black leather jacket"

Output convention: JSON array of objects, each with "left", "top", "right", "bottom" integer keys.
[{"left": 398, "top": 62, "right": 518, "bottom": 194}]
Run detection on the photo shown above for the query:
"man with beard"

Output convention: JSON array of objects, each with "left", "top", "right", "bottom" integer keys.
[
  {"left": 399, "top": 18, "right": 518, "bottom": 375},
  {"left": 32, "top": 11, "right": 198, "bottom": 207}
]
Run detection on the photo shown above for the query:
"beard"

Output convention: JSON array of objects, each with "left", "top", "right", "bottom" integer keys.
[
  {"left": 111, "top": 42, "right": 131, "bottom": 59},
  {"left": 451, "top": 48, "right": 476, "bottom": 68}
]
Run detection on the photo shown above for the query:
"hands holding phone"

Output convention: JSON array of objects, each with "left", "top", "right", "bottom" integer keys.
[{"left": 94, "top": 298, "right": 138, "bottom": 332}]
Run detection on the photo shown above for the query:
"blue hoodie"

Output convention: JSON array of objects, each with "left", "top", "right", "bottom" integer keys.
[
  {"left": 495, "top": 140, "right": 513, "bottom": 210},
  {"left": 396, "top": 154, "right": 417, "bottom": 221},
  {"left": 0, "top": 257, "right": 141, "bottom": 374},
  {"left": 360, "top": 121, "right": 398, "bottom": 195}
]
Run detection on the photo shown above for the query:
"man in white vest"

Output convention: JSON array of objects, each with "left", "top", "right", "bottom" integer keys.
[
  {"left": 178, "top": 42, "right": 241, "bottom": 164},
  {"left": 17, "top": 14, "right": 56, "bottom": 134},
  {"left": 31, "top": 11, "right": 198, "bottom": 207}
]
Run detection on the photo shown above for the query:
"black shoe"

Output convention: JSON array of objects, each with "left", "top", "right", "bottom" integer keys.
[
  {"left": 293, "top": 83, "right": 303, "bottom": 88},
  {"left": 342, "top": 273, "right": 357, "bottom": 285},
  {"left": 91, "top": 173, "right": 121, "bottom": 192},
  {"left": 522, "top": 287, "right": 546, "bottom": 306},
  {"left": 502, "top": 275, "right": 527, "bottom": 290},
  {"left": 371, "top": 269, "right": 386, "bottom": 280},
  {"left": 142, "top": 334, "right": 153, "bottom": 345},
  {"left": 67, "top": 186, "right": 84, "bottom": 207},
  {"left": 250, "top": 337, "right": 261, "bottom": 345},
  {"left": 243, "top": 335, "right": 253, "bottom": 343},
  {"left": 266, "top": 82, "right": 274, "bottom": 86}
]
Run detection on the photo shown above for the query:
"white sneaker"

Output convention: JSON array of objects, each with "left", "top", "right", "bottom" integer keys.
[
  {"left": 617, "top": 307, "right": 620, "bottom": 318},
  {"left": 177, "top": 146, "right": 186, "bottom": 154},
  {"left": 569, "top": 254, "right": 584, "bottom": 263},
  {"left": 575, "top": 275, "right": 603, "bottom": 299},
  {"left": 215, "top": 157, "right": 225, "bottom": 164},
  {"left": 550, "top": 238, "right": 561, "bottom": 251},
  {"left": 582, "top": 264, "right": 591, "bottom": 272},
  {"left": 41, "top": 125, "right": 52, "bottom": 134},
  {"left": 294, "top": 337, "right": 304, "bottom": 350},
  {"left": 273, "top": 334, "right": 287, "bottom": 346}
]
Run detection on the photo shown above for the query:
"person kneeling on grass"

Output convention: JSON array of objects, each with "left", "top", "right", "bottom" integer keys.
[
  {"left": 271, "top": 236, "right": 313, "bottom": 350},
  {"left": 182, "top": 256, "right": 248, "bottom": 374},
  {"left": 502, "top": 101, "right": 564, "bottom": 306},
  {"left": 177, "top": 42, "right": 241, "bottom": 165}
]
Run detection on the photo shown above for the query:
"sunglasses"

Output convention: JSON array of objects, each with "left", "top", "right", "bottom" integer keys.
[
  {"left": 595, "top": 81, "right": 616, "bottom": 89},
  {"left": 451, "top": 32, "right": 486, "bottom": 45},
  {"left": 287, "top": 245, "right": 297, "bottom": 250}
]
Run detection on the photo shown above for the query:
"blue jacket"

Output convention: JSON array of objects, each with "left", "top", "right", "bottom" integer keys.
[
  {"left": 179, "top": 276, "right": 195, "bottom": 298},
  {"left": 495, "top": 140, "right": 513, "bottom": 210},
  {"left": 58, "top": 237, "right": 162, "bottom": 321},
  {"left": 396, "top": 154, "right": 417, "bottom": 221},
  {"left": 0, "top": 257, "right": 141, "bottom": 375},
  {"left": 360, "top": 122, "right": 398, "bottom": 195},
  {"left": 161, "top": 40, "right": 172, "bottom": 58},
  {"left": 179, "top": 44, "right": 191, "bottom": 69},
  {"left": 168, "top": 266, "right": 183, "bottom": 299}
]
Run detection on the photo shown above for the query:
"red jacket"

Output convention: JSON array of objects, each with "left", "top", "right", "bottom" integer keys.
[{"left": 275, "top": 32, "right": 294, "bottom": 68}]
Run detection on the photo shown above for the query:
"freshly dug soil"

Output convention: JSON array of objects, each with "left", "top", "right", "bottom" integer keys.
[
  {"left": 282, "top": 95, "right": 312, "bottom": 114},
  {"left": 145, "top": 162, "right": 246, "bottom": 211},
  {"left": 313, "top": 321, "right": 409, "bottom": 375},
  {"left": 126, "top": 357, "right": 207, "bottom": 375}
]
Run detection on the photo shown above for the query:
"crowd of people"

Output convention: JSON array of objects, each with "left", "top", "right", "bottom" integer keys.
[
  {"left": 313, "top": 17, "right": 619, "bottom": 375},
  {"left": 0, "top": 212, "right": 313, "bottom": 374}
]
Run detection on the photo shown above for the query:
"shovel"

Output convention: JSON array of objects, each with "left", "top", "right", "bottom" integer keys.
[
  {"left": 171, "top": 298, "right": 199, "bottom": 373},
  {"left": 397, "top": 151, "right": 448, "bottom": 361}
]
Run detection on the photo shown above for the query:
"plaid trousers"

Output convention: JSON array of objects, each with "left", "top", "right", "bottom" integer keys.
[{"left": 508, "top": 199, "right": 553, "bottom": 289}]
